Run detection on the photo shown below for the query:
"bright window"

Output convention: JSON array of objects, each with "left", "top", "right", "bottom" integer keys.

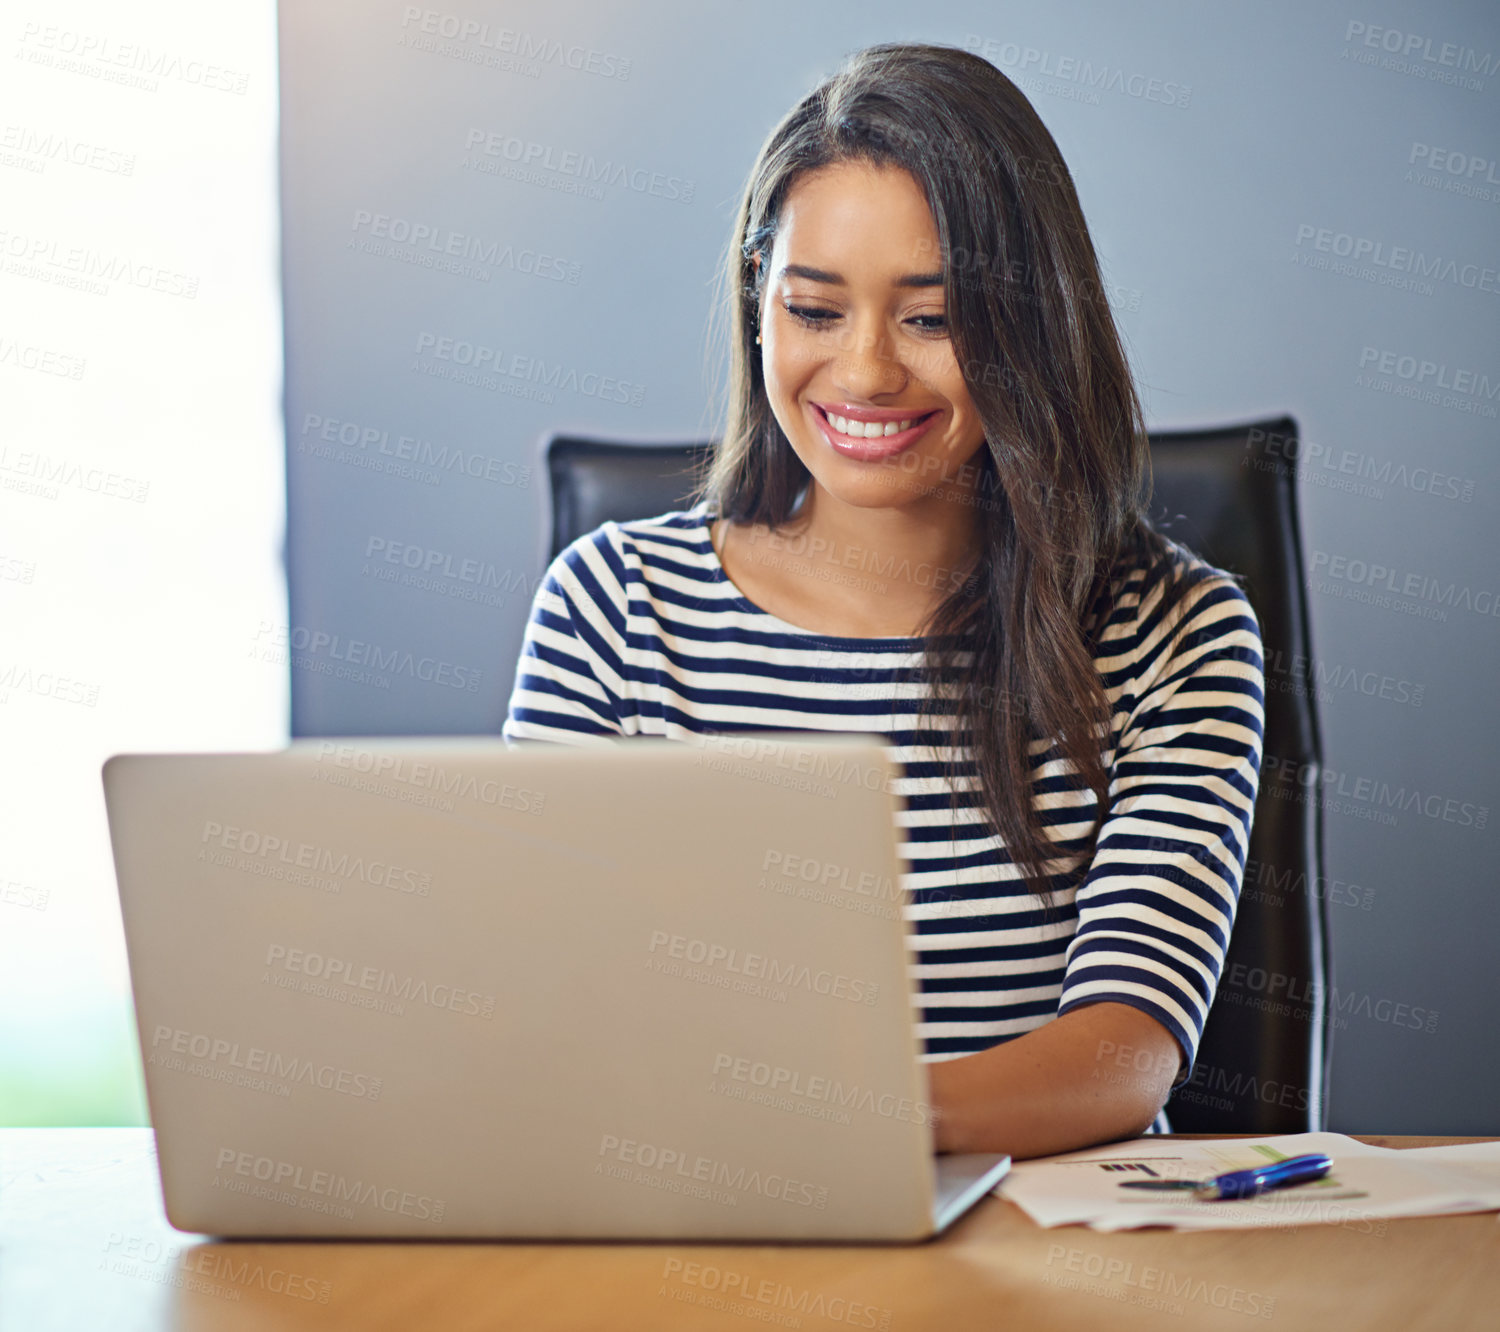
[{"left": 0, "top": 1, "right": 285, "bottom": 1124}]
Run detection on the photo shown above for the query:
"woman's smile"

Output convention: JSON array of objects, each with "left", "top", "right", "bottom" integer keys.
[{"left": 809, "top": 402, "right": 943, "bottom": 460}]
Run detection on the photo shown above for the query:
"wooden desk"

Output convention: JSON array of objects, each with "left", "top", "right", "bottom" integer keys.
[{"left": 1, "top": 1130, "right": 1494, "bottom": 1330}]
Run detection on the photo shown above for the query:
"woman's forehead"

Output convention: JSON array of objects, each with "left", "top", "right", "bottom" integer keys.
[{"left": 771, "top": 162, "right": 940, "bottom": 282}]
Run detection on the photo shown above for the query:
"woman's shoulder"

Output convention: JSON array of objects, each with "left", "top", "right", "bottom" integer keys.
[
  {"left": 1095, "top": 531, "right": 1262, "bottom": 666},
  {"left": 559, "top": 501, "right": 716, "bottom": 567},
  {"left": 545, "top": 502, "right": 719, "bottom": 603},
  {"left": 1111, "top": 531, "right": 1253, "bottom": 605}
]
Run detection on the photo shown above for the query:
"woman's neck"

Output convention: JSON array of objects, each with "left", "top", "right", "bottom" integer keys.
[
  {"left": 785, "top": 483, "right": 981, "bottom": 583},
  {"left": 717, "top": 482, "right": 981, "bottom": 639}
]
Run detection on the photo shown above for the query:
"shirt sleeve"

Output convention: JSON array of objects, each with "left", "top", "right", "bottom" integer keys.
[
  {"left": 501, "top": 527, "right": 633, "bottom": 745},
  {"left": 1056, "top": 569, "right": 1265, "bottom": 1083}
]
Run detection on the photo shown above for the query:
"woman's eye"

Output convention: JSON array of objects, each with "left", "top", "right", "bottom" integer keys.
[
  {"left": 784, "top": 303, "right": 839, "bottom": 327},
  {"left": 779, "top": 304, "right": 947, "bottom": 333}
]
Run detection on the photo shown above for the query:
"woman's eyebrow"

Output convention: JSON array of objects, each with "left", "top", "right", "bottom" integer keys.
[{"left": 776, "top": 263, "right": 944, "bottom": 288}]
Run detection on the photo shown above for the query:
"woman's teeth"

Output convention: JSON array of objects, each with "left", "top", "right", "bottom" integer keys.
[{"left": 827, "top": 413, "right": 921, "bottom": 438}]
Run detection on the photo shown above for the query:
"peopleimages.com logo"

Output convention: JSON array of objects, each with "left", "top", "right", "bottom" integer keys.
[
  {"left": 461, "top": 128, "right": 694, "bottom": 203},
  {"left": 0, "top": 332, "right": 87, "bottom": 378},
  {"left": 710, "top": 1052, "right": 934, "bottom": 1126},
  {"left": 1342, "top": 20, "right": 1496, "bottom": 90},
  {"left": 213, "top": 1147, "right": 444, "bottom": 1222},
  {"left": 1307, "top": 551, "right": 1500, "bottom": 623},
  {"left": 596, "top": 1134, "right": 829, "bottom": 1209},
  {"left": 250, "top": 622, "right": 483, "bottom": 691},
  {"left": 398, "top": 7, "right": 631, "bottom": 80},
  {"left": 646, "top": 930, "right": 880, "bottom": 1006},
  {"left": 150, "top": 1024, "right": 382, "bottom": 1101},
  {"left": 262, "top": 943, "right": 496, "bottom": 1020},
  {"left": 200, "top": 819, "right": 431, "bottom": 895}
]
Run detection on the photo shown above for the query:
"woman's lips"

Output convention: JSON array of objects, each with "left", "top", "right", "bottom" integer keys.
[{"left": 809, "top": 405, "right": 940, "bottom": 461}]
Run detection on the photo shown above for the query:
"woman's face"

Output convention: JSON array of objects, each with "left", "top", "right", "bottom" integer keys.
[{"left": 757, "top": 160, "right": 989, "bottom": 516}]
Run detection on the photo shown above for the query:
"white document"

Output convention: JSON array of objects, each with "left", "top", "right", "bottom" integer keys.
[
  {"left": 1394, "top": 1139, "right": 1500, "bottom": 1180},
  {"left": 996, "top": 1132, "right": 1500, "bottom": 1231}
]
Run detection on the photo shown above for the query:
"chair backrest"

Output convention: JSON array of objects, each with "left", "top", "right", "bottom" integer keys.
[
  {"left": 544, "top": 419, "right": 1331, "bottom": 1133},
  {"left": 1144, "top": 419, "right": 1329, "bottom": 1131},
  {"left": 547, "top": 437, "right": 714, "bottom": 560}
]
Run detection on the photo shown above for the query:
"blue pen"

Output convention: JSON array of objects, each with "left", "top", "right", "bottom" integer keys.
[
  {"left": 1117, "top": 1153, "right": 1333, "bottom": 1200},
  {"left": 1194, "top": 1153, "right": 1333, "bottom": 1201}
]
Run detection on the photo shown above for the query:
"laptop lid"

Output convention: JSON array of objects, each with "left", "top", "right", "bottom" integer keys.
[{"left": 104, "top": 735, "right": 990, "bottom": 1240}]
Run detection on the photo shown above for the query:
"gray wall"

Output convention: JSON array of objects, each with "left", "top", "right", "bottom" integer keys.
[{"left": 280, "top": 0, "right": 1500, "bottom": 1133}]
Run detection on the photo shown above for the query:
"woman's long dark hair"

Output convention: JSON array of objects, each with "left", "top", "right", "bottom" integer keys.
[{"left": 700, "top": 42, "right": 1198, "bottom": 898}]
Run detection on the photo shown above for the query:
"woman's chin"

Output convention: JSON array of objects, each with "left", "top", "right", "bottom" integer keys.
[
  {"left": 813, "top": 480, "right": 953, "bottom": 514},
  {"left": 806, "top": 461, "right": 967, "bottom": 511}
]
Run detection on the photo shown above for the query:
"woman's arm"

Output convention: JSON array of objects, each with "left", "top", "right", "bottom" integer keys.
[
  {"left": 927, "top": 570, "right": 1265, "bottom": 1158},
  {"left": 927, "top": 1000, "right": 1179, "bottom": 1156}
]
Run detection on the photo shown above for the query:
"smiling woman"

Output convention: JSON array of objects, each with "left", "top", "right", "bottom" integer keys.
[{"left": 503, "top": 43, "right": 1265, "bottom": 1160}]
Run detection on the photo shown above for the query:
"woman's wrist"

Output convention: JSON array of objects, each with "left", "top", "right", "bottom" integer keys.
[{"left": 926, "top": 1056, "right": 988, "bottom": 1155}]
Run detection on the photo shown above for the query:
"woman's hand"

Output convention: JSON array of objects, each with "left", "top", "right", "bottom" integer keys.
[{"left": 925, "top": 1001, "right": 1182, "bottom": 1159}]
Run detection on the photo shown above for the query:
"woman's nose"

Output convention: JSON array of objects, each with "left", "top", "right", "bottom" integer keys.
[{"left": 830, "top": 321, "right": 908, "bottom": 399}]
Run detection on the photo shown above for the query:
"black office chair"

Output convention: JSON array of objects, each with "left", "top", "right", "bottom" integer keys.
[
  {"left": 546, "top": 439, "right": 715, "bottom": 561},
  {"left": 544, "top": 418, "right": 1331, "bottom": 1133}
]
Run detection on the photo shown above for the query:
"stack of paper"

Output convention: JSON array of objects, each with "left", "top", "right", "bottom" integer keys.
[{"left": 995, "top": 1132, "right": 1500, "bottom": 1230}]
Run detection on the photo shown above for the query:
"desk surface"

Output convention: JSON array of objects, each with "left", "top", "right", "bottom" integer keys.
[{"left": 1, "top": 1129, "right": 1495, "bottom": 1331}]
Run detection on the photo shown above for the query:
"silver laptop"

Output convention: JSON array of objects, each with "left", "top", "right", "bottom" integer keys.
[{"left": 102, "top": 735, "right": 1009, "bottom": 1240}]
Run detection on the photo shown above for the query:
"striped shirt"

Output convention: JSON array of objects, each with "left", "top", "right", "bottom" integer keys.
[{"left": 502, "top": 504, "right": 1264, "bottom": 1087}]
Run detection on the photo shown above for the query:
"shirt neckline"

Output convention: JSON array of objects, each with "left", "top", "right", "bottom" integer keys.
[{"left": 691, "top": 505, "right": 931, "bottom": 649}]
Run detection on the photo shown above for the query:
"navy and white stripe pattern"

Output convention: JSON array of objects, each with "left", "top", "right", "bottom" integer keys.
[{"left": 503, "top": 505, "right": 1264, "bottom": 1084}]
